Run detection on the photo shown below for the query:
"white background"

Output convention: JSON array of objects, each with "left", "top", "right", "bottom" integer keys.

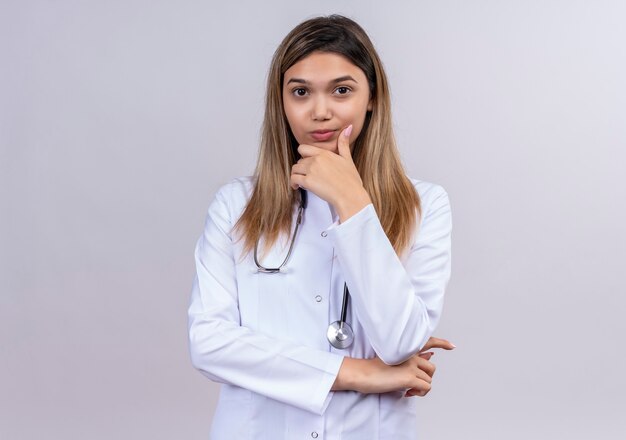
[{"left": 1, "top": 1, "right": 625, "bottom": 439}]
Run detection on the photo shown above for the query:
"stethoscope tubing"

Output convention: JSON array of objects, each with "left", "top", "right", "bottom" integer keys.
[
  {"left": 339, "top": 283, "right": 349, "bottom": 329},
  {"left": 253, "top": 188, "right": 354, "bottom": 349}
]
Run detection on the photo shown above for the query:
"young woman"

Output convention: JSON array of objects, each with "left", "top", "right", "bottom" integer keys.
[{"left": 188, "top": 14, "right": 454, "bottom": 439}]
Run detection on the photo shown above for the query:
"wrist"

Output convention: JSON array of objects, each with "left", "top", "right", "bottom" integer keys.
[
  {"left": 331, "top": 357, "right": 366, "bottom": 392},
  {"left": 335, "top": 188, "right": 372, "bottom": 223}
]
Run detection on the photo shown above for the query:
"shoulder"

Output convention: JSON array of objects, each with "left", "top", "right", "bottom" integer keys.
[
  {"left": 405, "top": 176, "right": 452, "bottom": 238},
  {"left": 407, "top": 176, "right": 450, "bottom": 209},
  {"left": 215, "top": 176, "right": 255, "bottom": 201},
  {"left": 209, "top": 176, "right": 255, "bottom": 220}
]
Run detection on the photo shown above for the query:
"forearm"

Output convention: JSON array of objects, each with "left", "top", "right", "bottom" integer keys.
[
  {"left": 334, "top": 188, "right": 372, "bottom": 224},
  {"left": 189, "top": 308, "right": 343, "bottom": 414},
  {"left": 330, "top": 354, "right": 435, "bottom": 396},
  {"left": 327, "top": 207, "right": 434, "bottom": 363},
  {"left": 326, "top": 189, "right": 452, "bottom": 365},
  {"left": 331, "top": 357, "right": 365, "bottom": 392}
]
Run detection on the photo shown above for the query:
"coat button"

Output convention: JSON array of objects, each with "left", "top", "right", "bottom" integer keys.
[
  {"left": 311, "top": 432, "right": 319, "bottom": 439},
  {"left": 320, "top": 231, "right": 328, "bottom": 237},
  {"left": 315, "top": 295, "right": 322, "bottom": 302}
]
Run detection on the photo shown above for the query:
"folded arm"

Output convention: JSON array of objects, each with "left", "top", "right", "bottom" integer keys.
[
  {"left": 188, "top": 182, "right": 344, "bottom": 415},
  {"left": 326, "top": 184, "right": 452, "bottom": 365}
]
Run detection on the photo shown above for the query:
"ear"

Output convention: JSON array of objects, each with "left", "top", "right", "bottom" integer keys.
[{"left": 367, "top": 97, "right": 374, "bottom": 111}]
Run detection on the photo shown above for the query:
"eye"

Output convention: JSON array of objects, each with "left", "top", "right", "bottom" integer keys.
[
  {"left": 334, "top": 86, "right": 351, "bottom": 95},
  {"left": 292, "top": 87, "right": 308, "bottom": 97}
]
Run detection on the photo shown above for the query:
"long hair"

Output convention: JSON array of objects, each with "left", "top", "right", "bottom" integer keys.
[{"left": 234, "top": 14, "right": 421, "bottom": 259}]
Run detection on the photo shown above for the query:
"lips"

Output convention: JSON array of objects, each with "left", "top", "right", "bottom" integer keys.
[{"left": 310, "top": 129, "right": 336, "bottom": 142}]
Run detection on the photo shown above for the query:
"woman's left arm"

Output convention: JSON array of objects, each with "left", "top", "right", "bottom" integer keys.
[
  {"left": 327, "top": 184, "right": 452, "bottom": 366},
  {"left": 291, "top": 126, "right": 452, "bottom": 366}
]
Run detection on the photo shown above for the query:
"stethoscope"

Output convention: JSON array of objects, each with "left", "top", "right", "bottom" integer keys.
[{"left": 253, "top": 188, "right": 355, "bottom": 349}]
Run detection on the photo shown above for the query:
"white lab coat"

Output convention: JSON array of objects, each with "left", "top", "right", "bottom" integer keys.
[{"left": 188, "top": 175, "right": 452, "bottom": 440}]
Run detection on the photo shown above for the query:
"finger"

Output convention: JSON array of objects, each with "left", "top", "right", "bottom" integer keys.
[
  {"left": 404, "top": 388, "right": 423, "bottom": 397},
  {"left": 405, "top": 387, "right": 430, "bottom": 398},
  {"left": 297, "top": 144, "right": 325, "bottom": 158},
  {"left": 419, "top": 337, "right": 456, "bottom": 352},
  {"left": 418, "top": 352, "right": 434, "bottom": 360},
  {"left": 291, "top": 163, "right": 307, "bottom": 176},
  {"left": 336, "top": 124, "right": 353, "bottom": 159},
  {"left": 290, "top": 174, "right": 306, "bottom": 190},
  {"left": 414, "top": 367, "right": 432, "bottom": 384},
  {"left": 406, "top": 379, "right": 431, "bottom": 397},
  {"left": 415, "top": 357, "right": 436, "bottom": 378}
]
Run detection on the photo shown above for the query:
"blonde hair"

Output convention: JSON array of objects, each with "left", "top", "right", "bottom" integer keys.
[{"left": 234, "top": 15, "right": 421, "bottom": 259}]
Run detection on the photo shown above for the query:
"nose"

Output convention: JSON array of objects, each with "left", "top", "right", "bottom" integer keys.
[{"left": 311, "top": 95, "right": 332, "bottom": 121}]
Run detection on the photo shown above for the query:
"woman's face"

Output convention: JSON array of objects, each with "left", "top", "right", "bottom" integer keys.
[{"left": 283, "top": 51, "right": 373, "bottom": 153}]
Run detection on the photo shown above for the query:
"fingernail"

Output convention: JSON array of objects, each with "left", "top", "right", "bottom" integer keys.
[
  {"left": 451, "top": 343, "right": 457, "bottom": 349},
  {"left": 344, "top": 124, "right": 353, "bottom": 138}
]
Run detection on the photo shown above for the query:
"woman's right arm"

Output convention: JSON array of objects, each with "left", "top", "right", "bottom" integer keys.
[{"left": 188, "top": 181, "right": 345, "bottom": 416}]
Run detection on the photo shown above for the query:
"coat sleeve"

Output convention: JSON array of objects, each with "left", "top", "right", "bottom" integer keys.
[
  {"left": 187, "top": 181, "right": 345, "bottom": 415},
  {"left": 325, "top": 183, "right": 452, "bottom": 365}
]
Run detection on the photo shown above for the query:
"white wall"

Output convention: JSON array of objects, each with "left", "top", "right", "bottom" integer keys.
[{"left": 1, "top": 1, "right": 624, "bottom": 438}]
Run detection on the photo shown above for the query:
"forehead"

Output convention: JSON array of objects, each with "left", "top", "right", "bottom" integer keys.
[{"left": 283, "top": 51, "right": 366, "bottom": 83}]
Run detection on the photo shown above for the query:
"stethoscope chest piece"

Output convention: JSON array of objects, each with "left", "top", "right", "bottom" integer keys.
[
  {"left": 326, "top": 282, "right": 354, "bottom": 349},
  {"left": 327, "top": 320, "right": 354, "bottom": 349}
]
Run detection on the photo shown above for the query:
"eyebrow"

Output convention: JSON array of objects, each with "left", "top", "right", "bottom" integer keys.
[{"left": 286, "top": 75, "right": 358, "bottom": 85}]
